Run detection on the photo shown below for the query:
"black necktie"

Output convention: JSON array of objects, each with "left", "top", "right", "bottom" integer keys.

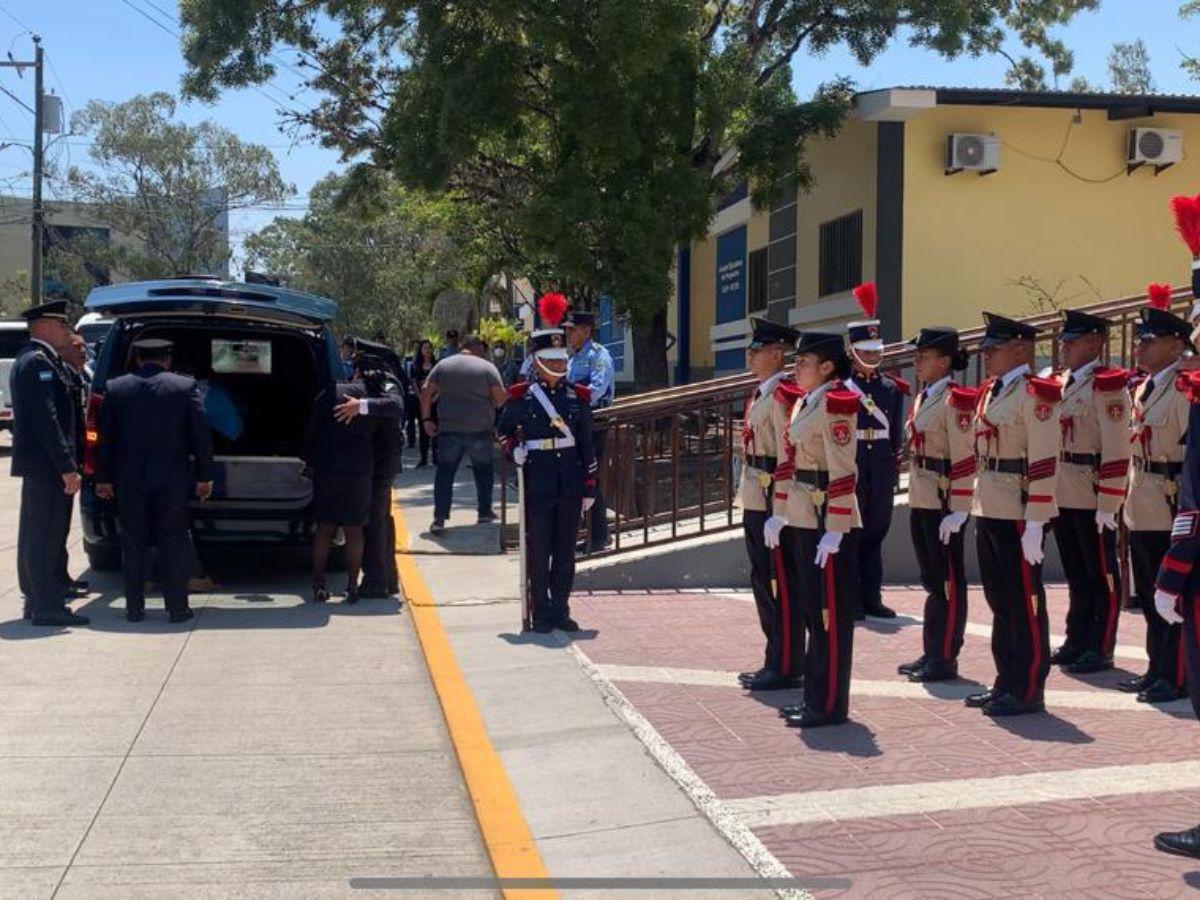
[
  {"left": 1066, "top": 374, "right": 1075, "bottom": 389},
  {"left": 1141, "top": 378, "right": 1155, "bottom": 402},
  {"left": 990, "top": 379, "right": 1003, "bottom": 399}
]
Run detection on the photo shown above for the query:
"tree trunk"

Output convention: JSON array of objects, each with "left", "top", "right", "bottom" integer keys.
[{"left": 631, "top": 305, "right": 670, "bottom": 391}]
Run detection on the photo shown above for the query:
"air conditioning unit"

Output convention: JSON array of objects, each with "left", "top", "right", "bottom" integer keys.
[
  {"left": 1128, "top": 127, "right": 1182, "bottom": 172},
  {"left": 945, "top": 133, "right": 1000, "bottom": 175}
]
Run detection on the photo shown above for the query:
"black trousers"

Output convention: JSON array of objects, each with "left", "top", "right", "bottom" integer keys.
[
  {"left": 910, "top": 508, "right": 968, "bottom": 663},
  {"left": 1130, "top": 530, "right": 1185, "bottom": 688},
  {"left": 58, "top": 497, "right": 76, "bottom": 589},
  {"left": 976, "top": 517, "right": 1050, "bottom": 702},
  {"left": 1055, "top": 508, "right": 1121, "bottom": 658},
  {"left": 744, "top": 511, "right": 803, "bottom": 676},
  {"left": 1181, "top": 593, "right": 1200, "bottom": 720},
  {"left": 783, "top": 527, "right": 858, "bottom": 721},
  {"left": 526, "top": 493, "right": 582, "bottom": 627},
  {"left": 18, "top": 476, "right": 73, "bottom": 617},
  {"left": 361, "top": 479, "right": 398, "bottom": 593},
  {"left": 118, "top": 483, "right": 192, "bottom": 616},
  {"left": 854, "top": 448, "right": 895, "bottom": 611}
]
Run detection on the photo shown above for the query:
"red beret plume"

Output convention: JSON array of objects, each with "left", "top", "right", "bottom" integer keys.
[
  {"left": 1171, "top": 194, "right": 1200, "bottom": 256},
  {"left": 852, "top": 282, "right": 878, "bottom": 320},
  {"left": 1147, "top": 282, "right": 1173, "bottom": 310},
  {"left": 537, "top": 292, "right": 568, "bottom": 327}
]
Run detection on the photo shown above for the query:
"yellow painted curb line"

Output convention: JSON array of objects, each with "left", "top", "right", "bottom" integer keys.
[{"left": 392, "top": 500, "right": 556, "bottom": 900}]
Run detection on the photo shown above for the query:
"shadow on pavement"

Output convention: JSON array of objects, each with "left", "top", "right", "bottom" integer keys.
[
  {"left": 987, "top": 710, "right": 1094, "bottom": 743},
  {"left": 798, "top": 720, "right": 882, "bottom": 757}
]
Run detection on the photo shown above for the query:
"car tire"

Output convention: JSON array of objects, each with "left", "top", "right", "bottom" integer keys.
[{"left": 84, "top": 540, "right": 122, "bottom": 572}]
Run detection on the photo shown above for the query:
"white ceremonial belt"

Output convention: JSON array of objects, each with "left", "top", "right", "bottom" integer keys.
[
  {"left": 523, "top": 436, "right": 577, "bottom": 451},
  {"left": 857, "top": 428, "right": 889, "bottom": 441}
]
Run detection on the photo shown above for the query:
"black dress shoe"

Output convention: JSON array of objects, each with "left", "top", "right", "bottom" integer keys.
[
  {"left": 1118, "top": 673, "right": 1153, "bottom": 694},
  {"left": 745, "top": 671, "right": 802, "bottom": 691},
  {"left": 530, "top": 621, "right": 554, "bottom": 634},
  {"left": 982, "top": 694, "right": 1045, "bottom": 717},
  {"left": 739, "top": 668, "right": 768, "bottom": 684},
  {"left": 31, "top": 611, "right": 89, "bottom": 627},
  {"left": 863, "top": 602, "right": 897, "bottom": 619},
  {"left": 1154, "top": 825, "right": 1200, "bottom": 859},
  {"left": 784, "top": 709, "right": 847, "bottom": 728},
  {"left": 1049, "top": 645, "right": 1082, "bottom": 666},
  {"left": 69, "top": 578, "right": 90, "bottom": 592},
  {"left": 777, "top": 703, "right": 805, "bottom": 718},
  {"left": 167, "top": 609, "right": 195, "bottom": 624},
  {"left": 1137, "top": 680, "right": 1187, "bottom": 704},
  {"left": 964, "top": 689, "right": 996, "bottom": 708},
  {"left": 343, "top": 590, "right": 359, "bottom": 606},
  {"left": 556, "top": 617, "right": 581, "bottom": 633},
  {"left": 897, "top": 656, "right": 927, "bottom": 676},
  {"left": 126, "top": 609, "right": 145, "bottom": 623},
  {"left": 909, "top": 659, "right": 959, "bottom": 683},
  {"left": 1065, "top": 650, "right": 1113, "bottom": 674},
  {"left": 356, "top": 583, "right": 392, "bottom": 600}
]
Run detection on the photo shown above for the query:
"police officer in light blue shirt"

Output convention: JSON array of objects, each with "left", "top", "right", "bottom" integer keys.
[{"left": 565, "top": 309, "right": 615, "bottom": 550}]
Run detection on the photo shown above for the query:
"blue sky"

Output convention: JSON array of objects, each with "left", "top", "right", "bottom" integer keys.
[{"left": 1, "top": 0, "right": 1199, "bottom": 266}]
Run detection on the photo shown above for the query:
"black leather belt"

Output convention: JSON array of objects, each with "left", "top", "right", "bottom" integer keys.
[
  {"left": 979, "top": 457, "right": 1026, "bottom": 475},
  {"left": 793, "top": 469, "right": 830, "bottom": 489},
  {"left": 745, "top": 454, "right": 777, "bottom": 472},
  {"left": 1135, "top": 458, "right": 1183, "bottom": 478},
  {"left": 914, "top": 455, "right": 950, "bottom": 476},
  {"left": 1061, "top": 452, "right": 1100, "bottom": 467}
]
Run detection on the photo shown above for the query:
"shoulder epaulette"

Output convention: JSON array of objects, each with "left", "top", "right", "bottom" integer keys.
[
  {"left": 885, "top": 372, "right": 911, "bottom": 396},
  {"left": 1183, "top": 370, "right": 1200, "bottom": 404},
  {"left": 507, "top": 381, "right": 530, "bottom": 399},
  {"left": 773, "top": 381, "right": 803, "bottom": 405},
  {"left": 825, "top": 389, "right": 861, "bottom": 416},
  {"left": 1093, "top": 367, "right": 1130, "bottom": 393},
  {"left": 948, "top": 385, "right": 980, "bottom": 411},
  {"left": 572, "top": 383, "right": 592, "bottom": 403},
  {"left": 1026, "top": 376, "right": 1063, "bottom": 402}
]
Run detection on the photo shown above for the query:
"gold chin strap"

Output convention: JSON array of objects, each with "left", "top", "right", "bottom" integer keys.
[
  {"left": 534, "top": 357, "right": 565, "bottom": 379},
  {"left": 850, "top": 347, "right": 880, "bottom": 372}
]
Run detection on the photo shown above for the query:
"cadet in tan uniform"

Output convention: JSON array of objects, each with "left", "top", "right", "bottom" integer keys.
[
  {"left": 767, "top": 330, "right": 861, "bottom": 729},
  {"left": 738, "top": 318, "right": 804, "bottom": 692},
  {"left": 966, "top": 313, "right": 1061, "bottom": 717},
  {"left": 897, "top": 327, "right": 976, "bottom": 683},
  {"left": 1046, "top": 309, "right": 1131, "bottom": 675},
  {"left": 1122, "top": 296, "right": 1193, "bottom": 704}
]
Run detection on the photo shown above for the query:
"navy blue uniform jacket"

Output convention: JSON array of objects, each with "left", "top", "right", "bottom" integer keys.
[
  {"left": 9, "top": 341, "right": 78, "bottom": 479},
  {"left": 497, "top": 379, "right": 597, "bottom": 497}
]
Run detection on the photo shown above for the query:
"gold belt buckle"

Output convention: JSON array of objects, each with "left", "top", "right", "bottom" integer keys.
[{"left": 810, "top": 489, "right": 826, "bottom": 507}]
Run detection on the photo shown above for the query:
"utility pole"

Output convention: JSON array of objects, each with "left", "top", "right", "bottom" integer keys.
[{"left": 0, "top": 36, "right": 45, "bottom": 305}]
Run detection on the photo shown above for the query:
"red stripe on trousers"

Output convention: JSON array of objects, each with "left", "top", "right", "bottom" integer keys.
[
  {"left": 1017, "top": 522, "right": 1042, "bottom": 703},
  {"left": 773, "top": 546, "right": 791, "bottom": 676},
  {"left": 824, "top": 554, "right": 838, "bottom": 716},
  {"left": 1098, "top": 531, "right": 1119, "bottom": 656},
  {"left": 943, "top": 538, "right": 957, "bottom": 661}
]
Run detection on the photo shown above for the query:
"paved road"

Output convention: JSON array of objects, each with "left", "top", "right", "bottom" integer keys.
[{"left": 0, "top": 439, "right": 491, "bottom": 898}]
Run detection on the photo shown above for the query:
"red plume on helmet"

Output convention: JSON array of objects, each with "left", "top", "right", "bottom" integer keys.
[
  {"left": 537, "top": 292, "right": 568, "bottom": 328},
  {"left": 852, "top": 282, "right": 878, "bottom": 320},
  {"left": 1171, "top": 194, "right": 1200, "bottom": 256},
  {"left": 1147, "top": 283, "right": 1173, "bottom": 310}
]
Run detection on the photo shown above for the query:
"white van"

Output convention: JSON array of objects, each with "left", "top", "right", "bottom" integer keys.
[{"left": 0, "top": 319, "right": 29, "bottom": 432}]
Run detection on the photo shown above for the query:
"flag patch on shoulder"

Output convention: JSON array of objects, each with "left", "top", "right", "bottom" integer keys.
[{"left": 37, "top": 370, "right": 52, "bottom": 381}]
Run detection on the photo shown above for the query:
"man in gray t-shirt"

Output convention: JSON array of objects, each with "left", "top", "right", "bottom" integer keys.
[{"left": 419, "top": 339, "right": 507, "bottom": 533}]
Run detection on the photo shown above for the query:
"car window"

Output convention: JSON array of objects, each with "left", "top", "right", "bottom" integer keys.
[{"left": 0, "top": 327, "right": 27, "bottom": 358}]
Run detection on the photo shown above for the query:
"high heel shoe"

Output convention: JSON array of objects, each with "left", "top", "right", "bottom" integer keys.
[{"left": 313, "top": 582, "right": 330, "bottom": 603}]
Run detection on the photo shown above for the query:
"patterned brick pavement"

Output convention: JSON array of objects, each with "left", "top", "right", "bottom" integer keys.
[{"left": 569, "top": 586, "right": 1200, "bottom": 898}]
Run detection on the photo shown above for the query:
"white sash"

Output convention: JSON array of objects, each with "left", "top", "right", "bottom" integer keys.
[
  {"left": 844, "top": 377, "right": 891, "bottom": 432},
  {"left": 529, "top": 382, "right": 575, "bottom": 443}
]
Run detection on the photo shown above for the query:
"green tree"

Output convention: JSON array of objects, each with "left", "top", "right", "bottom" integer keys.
[
  {"left": 1107, "top": 38, "right": 1155, "bottom": 94},
  {"left": 180, "top": 0, "right": 1097, "bottom": 387},
  {"left": 60, "top": 92, "right": 292, "bottom": 280}
]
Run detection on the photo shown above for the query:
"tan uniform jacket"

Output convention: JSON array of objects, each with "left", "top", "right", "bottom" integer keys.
[
  {"left": 772, "top": 379, "right": 862, "bottom": 532},
  {"left": 972, "top": 371, "right": 1062, "bottom": 523},
  {"left": 1055, "top": 365, "right": 1132, "bottom": 514},
  {"left": 737, "top": 371, "right": 795, "bottom": 512},
  {"left": 907, "top": 379, "right": 978, "bottom": 513},
  {"left": 1124, "top": 364, "right": 1190, "bottom": 532}
]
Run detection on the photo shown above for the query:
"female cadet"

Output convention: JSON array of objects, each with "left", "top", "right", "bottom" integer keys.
[
  {"left": 896, "top": 328, "right": 977, "bottom": 684},
  {"left": 766, "top": 330, "right": 862, "bottom": 729}
]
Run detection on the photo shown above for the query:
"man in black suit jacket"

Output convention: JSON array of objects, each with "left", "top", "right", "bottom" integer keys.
[
  {"left": 10, "top": 299, "right": 87, "bottom": 627},
  {"left": 96, "top": 338, "right": 214, "bottom": 622}
]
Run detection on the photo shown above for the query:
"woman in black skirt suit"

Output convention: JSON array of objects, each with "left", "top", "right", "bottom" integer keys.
[{"left": 301, "top": 378, "right": 375, "bottom": 603}]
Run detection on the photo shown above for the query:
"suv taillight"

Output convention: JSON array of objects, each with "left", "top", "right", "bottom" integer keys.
[{"left": 83, "top": 391, "right": 103, "bottom": 477}]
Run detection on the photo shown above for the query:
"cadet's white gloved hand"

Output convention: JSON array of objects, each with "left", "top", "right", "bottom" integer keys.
[
  {"left": 1021, "top": 521, "right": 1045, "bottom": 566},
  {"left": 938, "top": 511, "right": 969, "bottom": 545},
  {"left": 763, "top": 515, "right": 786, "bottom": 550},
  {"left": 512, "top": 446, "right": 527, "bottom": 467},
  {"left": 1155, "top": 589, "right": 1184, "bottom": 625},
  {"left": 1095, "top": 510, "right": 1118, "bottom": 533},
  {"left": 581, "top": 497, "right": 595, "bottom": 513},
  {"left": 814, "top": 531, "right": 843, "bottom": 568}
]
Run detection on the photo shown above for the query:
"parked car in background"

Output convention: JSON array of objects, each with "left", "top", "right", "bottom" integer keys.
[
  {"left": 0, "top": 318, "right": 29, "bottom": 433},
  {"left": 80, "top": 276, "right": 342, "bottom": 569}
]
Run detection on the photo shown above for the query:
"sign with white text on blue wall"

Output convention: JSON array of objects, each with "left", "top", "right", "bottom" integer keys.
[{"left": 716, "top": 225, "right": 746, "bottom": 326}]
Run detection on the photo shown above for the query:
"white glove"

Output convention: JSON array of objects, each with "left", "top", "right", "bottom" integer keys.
[
  {"left": 1021, "top": 521, "right": 1045, "bottom": 566},
  {"left": 763, "top": 515, "right": 786, "bottom": 550},
  {"left": 814, "top": 531, "right": 843, "bottom": 568},
  {"left": 512, "top": 446, "right": 527, "bottom": 467},
  {"left": 582, "top": 497, "right": 595, "bottom": 513},
  {"left": 1155, "top": 589, "right": 1184, "bottom": 625},
  {"left": 938, "top": 511, "right": 968, "bottom": 545},
  {"left": 1095, "top": 510, "right": 1118, "bottom": 533}
]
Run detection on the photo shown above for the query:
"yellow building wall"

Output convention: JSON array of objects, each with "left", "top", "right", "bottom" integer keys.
[
  {"left": 688, "top": 230, "right": 717, "bottom": 372},
  {"left": 902, "top": 105, "right": 1200, "bottom": 335},
  {"left": 747, "top": 205, "right": 769, "bottom": 252}
]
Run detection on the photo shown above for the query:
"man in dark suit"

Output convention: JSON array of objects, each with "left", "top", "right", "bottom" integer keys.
[
  {"left": 10, "top": 300, "right": 87, "bottom": 627},
  {"left": 57, "top": 331, "right": 91, "bottom": 601},
  {"left": 95, "top": 338, "right": 214, "bottom": 623}
]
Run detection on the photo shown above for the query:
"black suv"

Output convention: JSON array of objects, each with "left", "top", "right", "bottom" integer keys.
[{"left": 80, "top": 277, "right": 343, "bottom": 570}]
